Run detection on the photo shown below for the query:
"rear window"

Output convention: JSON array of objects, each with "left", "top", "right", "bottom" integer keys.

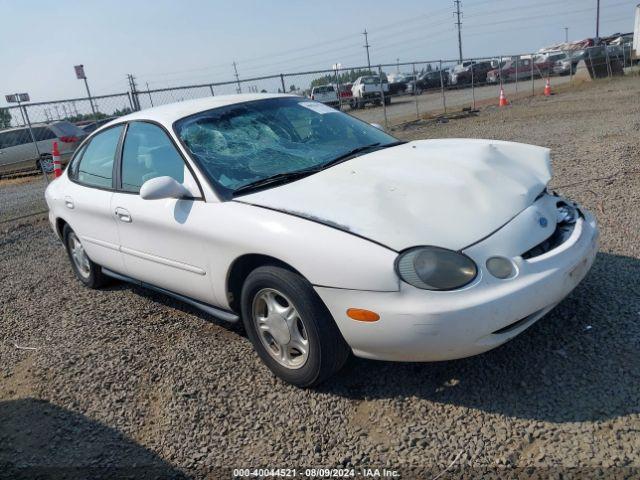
[
  {"left": 50, "top": 121, "right": 85, "bottom": 138},
  {"left": 34, "top": 127, "right": 56, "bottom": 142},
  {"left": 313, "top": 86, "right": 334, "bottom": 93}
]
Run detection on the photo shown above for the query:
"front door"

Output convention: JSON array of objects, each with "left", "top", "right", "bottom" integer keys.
[{"left": 111, "top": 121, "right": 215, "bottom": 304}]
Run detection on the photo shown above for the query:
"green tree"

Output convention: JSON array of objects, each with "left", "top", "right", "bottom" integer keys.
[
  {"left": 289, "top": 84, "right": 297, "bottom": 92},
  {"left": 0, "top": 108, "right": 11, "bottom": 128},
  {"left": 310, "top": 69, "right": 377, "bottom": 88}
]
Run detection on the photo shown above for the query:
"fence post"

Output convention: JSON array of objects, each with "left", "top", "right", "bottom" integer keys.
[
  {"left": 412, "top": 63, "right": 419, "bottom": 119},
  {"left": 280, "top": 74, "right": 286, "bottom": 94},
  {"left": 146, "top": 85, "right": 154, "bottom": 107},
  {"left": 209, "top": 85, "right": 215, "bottom": 96},
  {"left": 568, "top": 50, "right": 573, "bottom": 86},
  {"left": 531, "top": 54, "right": 535, "bottom": 97},
  {"left": 470, "top": 60, "right": 476, "bottom": 110},
  {"left": 377, "top": 65, "right": 389, "bottom": 129},
  {"left": 515, "top": 56, "right": 519, "bottom": 97},
  {"left": 439, "top": 60, "right": 446, "bottom": 114},
  {"left": 22, "top": 105, "right": 49, "bottom": 184},
  {"left": 334, "top": 68, "right": 343, "bottom": 111},
  {"left": 604, "top": 46, "right": 612, "bottom": 78}
]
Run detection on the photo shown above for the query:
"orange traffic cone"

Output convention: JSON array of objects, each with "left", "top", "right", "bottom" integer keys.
[
  {"left": 499, "top": 87, "right": 509, "bottom": 107},
  {"left": 52, "top": 141, "right": 62, "bottom": 178},
  {"left": 544, "top": 78, "right": 552, "bottom": 96}
]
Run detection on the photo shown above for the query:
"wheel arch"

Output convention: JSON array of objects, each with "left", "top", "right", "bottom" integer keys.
[
  {"left": 226, "top": 253, "right": 304, "bottom": 313},
  {"left": 55, "top": 217, "right": 69, "bottom": 240}
]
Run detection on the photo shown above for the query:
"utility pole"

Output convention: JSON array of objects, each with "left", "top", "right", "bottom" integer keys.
[
  {"left": 396, "top": 58, "right": 400, "bottom": 73},
  {"left": 595, "top": 0, "right": 600, "bottom": 39},
  {"left": 233, "top": 62, "right": 242, "bottom": 94},
  {"left": 362, "top": 29, "right": 371, "bottom": 70},
  {"left": 454, "top": 0, "right": 463, "bottom": 63},
  {"left": 564, "top": 27, "right": 569, "bottom": 43},
  {"left": 127, "top": 74, "right": 140, "bottom": 111}
]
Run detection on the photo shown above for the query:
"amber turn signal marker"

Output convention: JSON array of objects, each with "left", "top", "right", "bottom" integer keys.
[{"left": 347, "top": 308, "right": 380, "bottom": 322}]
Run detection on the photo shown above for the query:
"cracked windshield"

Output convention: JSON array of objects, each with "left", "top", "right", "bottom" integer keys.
[{"left": 175, "top": 97, "right": 396, "bottom": 194}]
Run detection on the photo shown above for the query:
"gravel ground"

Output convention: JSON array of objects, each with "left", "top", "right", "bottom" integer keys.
[
  {"left": 0, "top": 175, "right": 48, "bottom": 222},
  {"left": 1, "top": 76, "right": 639, "bottom": 479}
]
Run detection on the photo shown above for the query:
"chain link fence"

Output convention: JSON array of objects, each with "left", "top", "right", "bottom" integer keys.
[{"left": 1, "top": 43, "right": 635, "bottom": 180}]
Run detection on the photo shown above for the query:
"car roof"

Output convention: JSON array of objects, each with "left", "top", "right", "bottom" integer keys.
[
  {"left": 0, "top": 122, "right": 51, "bottom": 133},
  {"left": 108, "top": 93, "right": 294, "bottom": 129}
]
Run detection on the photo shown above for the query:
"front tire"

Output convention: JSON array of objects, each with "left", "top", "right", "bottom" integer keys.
[
  {"left": 63, "top": 224, "right": 109, "bottom": 288},
  {"left": 240, "top": 266, "right": 350, "bottom": 387}
]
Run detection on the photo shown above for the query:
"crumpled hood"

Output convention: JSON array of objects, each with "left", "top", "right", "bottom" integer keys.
[{"left": 239, "top": 139, "right": 552, "bottom": 251}]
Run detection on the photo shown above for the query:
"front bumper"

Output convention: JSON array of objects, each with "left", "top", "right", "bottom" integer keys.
[{"left": 315, "top": 205, "right": 599, "bottom": 362}]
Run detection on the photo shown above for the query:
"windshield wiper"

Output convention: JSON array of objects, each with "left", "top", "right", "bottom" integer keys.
[
  {"left": 232, "top": 168, "right": 319, "bottom": 196},
  {"left": 320, "top": 141, "right": 406, "bottom": 170}
]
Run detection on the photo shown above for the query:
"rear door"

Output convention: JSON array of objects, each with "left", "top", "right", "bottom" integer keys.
[
  {"left": 111, "top": 121, "right": 215, "bottom": 303},
  {"left": 64, "top": 124, "right": 125, "bottom": 272},
  {"left": 0, "top": 129, "right": 38, "bottom": 172}
]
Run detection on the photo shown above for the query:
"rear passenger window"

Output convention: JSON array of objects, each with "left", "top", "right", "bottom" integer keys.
[
  {"left": 120, "top": 122, "right": 198, "bottom": 195},
  {"left": 76, "top": 125, "right": 123, "bottom": 188},
  {"left": 34, "top": 127, "right": 56, "bottom": 142}
]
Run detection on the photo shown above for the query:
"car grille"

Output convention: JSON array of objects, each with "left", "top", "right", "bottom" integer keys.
[{"left": 521, "top": 202, "right": 581, "bottom": 260}]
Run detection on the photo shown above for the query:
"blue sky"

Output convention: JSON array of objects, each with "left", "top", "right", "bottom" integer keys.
[{"left": 0, "top": 0, "right": 636, "bottom": 106}]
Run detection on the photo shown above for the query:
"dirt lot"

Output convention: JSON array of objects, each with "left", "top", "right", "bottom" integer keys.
[{"left": 1, "top": 76, "right": 639, "bottom": 479}]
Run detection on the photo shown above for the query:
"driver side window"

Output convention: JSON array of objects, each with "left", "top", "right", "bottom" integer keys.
[{"left": 121, "top": 121, "right": 200, "bottom": 196}]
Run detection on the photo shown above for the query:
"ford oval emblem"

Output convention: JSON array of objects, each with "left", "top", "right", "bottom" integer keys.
[{"left": 539, "top": 217, "right": 548, "bottom": 228}]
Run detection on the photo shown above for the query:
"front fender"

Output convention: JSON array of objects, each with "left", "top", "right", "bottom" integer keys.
[{"left": 205, "top": 202, "right": 400, "bottom": 308}]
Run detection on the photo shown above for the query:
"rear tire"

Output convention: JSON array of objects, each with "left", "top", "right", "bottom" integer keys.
[
  {"left": 241, "top": 266, "right": 350, "bottom": 387},
  {"left": 36, "top": 155, "right": 53, "bottom": 173},
  {"left": 63, "top": 224, "right": 110, "bottom": 289}
]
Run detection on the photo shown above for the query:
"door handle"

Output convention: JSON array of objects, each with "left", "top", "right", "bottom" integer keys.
[
  {"left": 115, "top": 207, "right": 132, "bottom": 223},
  {"left": 64, "top": 197, "right": 74, "bottom": 209}
]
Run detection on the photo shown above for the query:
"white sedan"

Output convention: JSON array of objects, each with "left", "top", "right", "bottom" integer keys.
[{"left": 45, "top": 94, "right": 599, "bottom": 387}]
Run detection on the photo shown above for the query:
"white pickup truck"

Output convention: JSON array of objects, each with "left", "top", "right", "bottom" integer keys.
[
  {"left": 350, "top": 75, "right": 390, "bottom": 109},
  {"left": 310, "top": 85, "right": 339, "bottom": 107}
]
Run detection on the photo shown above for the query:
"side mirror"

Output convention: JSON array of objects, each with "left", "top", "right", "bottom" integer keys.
[
  {"left": 370, "top": 123, "right": 384, "bottom": 131},
  {"left": 140, "top": 176, "right": 191, "bottom": 200}
]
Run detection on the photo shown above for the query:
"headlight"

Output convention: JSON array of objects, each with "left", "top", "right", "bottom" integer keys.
[{"left": 396, "top": 246, "right": 478, "bottom": 290}]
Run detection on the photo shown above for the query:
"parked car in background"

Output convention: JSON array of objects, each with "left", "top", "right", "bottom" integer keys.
[
  {"left": 408, "top": 70, "right": 448, "bottom": 94},
  {"left": 450, "top": 60, "right": 494, "bottom": 86},
  {"left": 487, "top": 57, "right": 533, "bottom": 83},
  {"left": 78, "top": 117, "right": 117, "bottom": 134},
  {"left": 350, "top": 75, "right": 390, "bottom": 108},
  {"left": 45, "top": 94, "right": 599, "bottom": 387},
  {"left": 310, "top": 85, "right": 339, "bottom": 107},
  {"left": 338, "top": 83, "right": 353, "bottom": 104},
  {"left": 0, "top": 121, "right": 86, "bottom": 175},
  {"left": 534, "top": 52, "right": 565, "bottom": 76},
  {"left": 388, "top": 73, "right": 413, "bottom": 95}
]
